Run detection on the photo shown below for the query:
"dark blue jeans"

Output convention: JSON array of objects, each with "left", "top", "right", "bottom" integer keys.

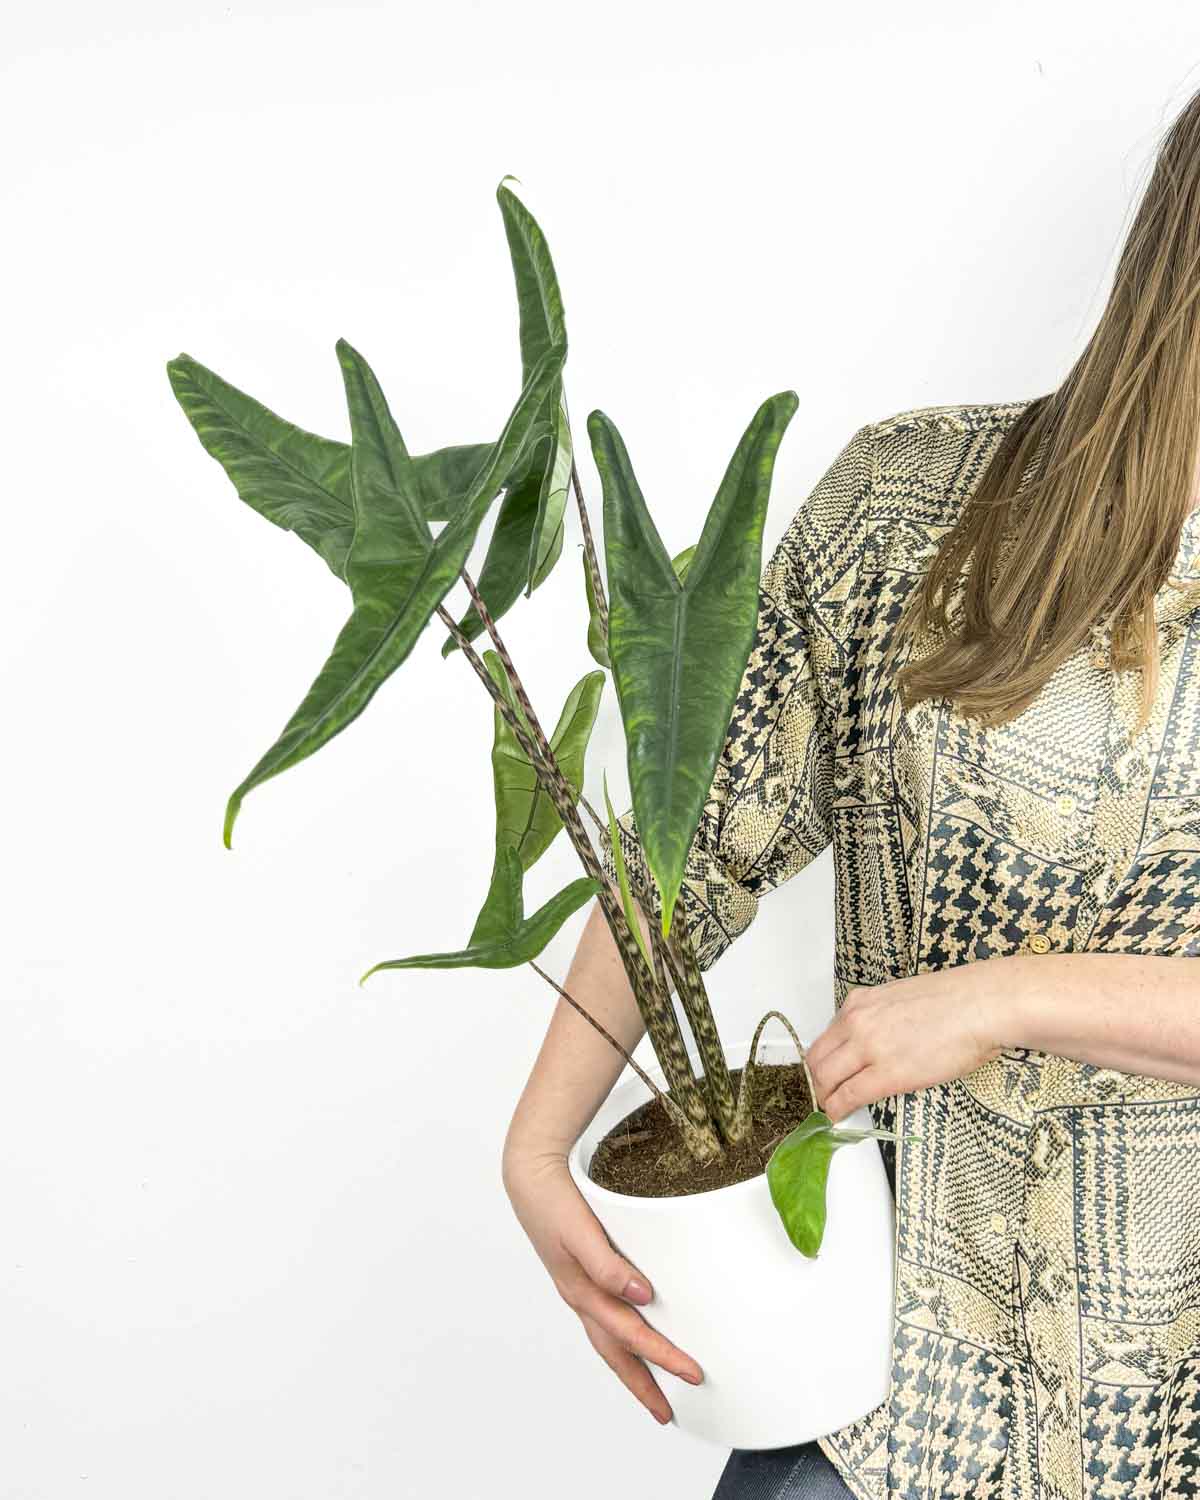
[{"left": 712, "top": 1438, "right": 855, "bottom": 1499}]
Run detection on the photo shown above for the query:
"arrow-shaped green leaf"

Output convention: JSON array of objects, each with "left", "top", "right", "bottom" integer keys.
[
  {"left": 440, "top": 179, "right": 572, "bottom": 653},
  {"left": 497, "top": 176, "right": 571, "bottom": 598},
  {"left": 222, "top": 337, "right": 566, "bottom": 847},
  {"left": 588, "top": 390, "right": 799, "bottom": 939},
  {"left": 165, "top": 353, "right": 492, "bottom": 580},
  {"left": 766, "top": 1110, "right": 918, "bottom": 1258}
]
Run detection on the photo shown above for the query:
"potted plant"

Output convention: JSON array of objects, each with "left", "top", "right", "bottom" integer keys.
[{"left": 166, "top": 177, "right": 910, "bottom": 1451}]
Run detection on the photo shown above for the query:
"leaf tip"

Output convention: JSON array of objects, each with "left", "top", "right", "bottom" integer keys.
[{"left": 223, "top": 793, "right": 241, "bottom": 850}]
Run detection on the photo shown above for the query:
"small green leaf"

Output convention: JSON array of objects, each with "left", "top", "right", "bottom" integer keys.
[
  {"left": 765, "top": 1110, "right": 919, "bottom": 1258},
  {"left": 359, "top": 846, "right": 600, "bottom": 979},
  {"left": 602, "top": 769, "right": 655, "bottom": 975},
  {"left": 483, "top": 650, "right": 605, "bottom": 874},
  {"left": 670, "top": 543, "right": 697, "bottom": 584}
]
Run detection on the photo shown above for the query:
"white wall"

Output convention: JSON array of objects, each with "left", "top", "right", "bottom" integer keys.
[{"left": 4, "top": 3, "right": 1199, "bottom": 1495}]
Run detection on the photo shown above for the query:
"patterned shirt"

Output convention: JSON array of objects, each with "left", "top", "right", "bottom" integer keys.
[{"left": 599, "top": 397, "right": 1200, "bottom": 1500}]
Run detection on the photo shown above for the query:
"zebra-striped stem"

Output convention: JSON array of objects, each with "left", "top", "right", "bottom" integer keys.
[
  {"left": 435, "top": 600, "right": 721, "bottom": 1164},
  {"left": 731, "top": 1009, "right": 816, "bottom": 1141}
]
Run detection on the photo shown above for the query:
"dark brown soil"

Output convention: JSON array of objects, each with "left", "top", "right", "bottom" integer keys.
[{"left": 587, "top": 1062, "right": 814, "bottom": 1197}]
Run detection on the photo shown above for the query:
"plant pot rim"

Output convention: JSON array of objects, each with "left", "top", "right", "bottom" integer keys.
[{"left": 569, "top": 1034, "right": 807, "bottom": 1210}]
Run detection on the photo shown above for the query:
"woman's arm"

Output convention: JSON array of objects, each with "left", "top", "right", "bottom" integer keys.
[
  {"left": 802, "top": 949, "right": 1200, "bottom": 1125},
  {"left": 501, "top": 885, "right": 704, "bottom": 1427},
  {"left": 996, "top": 949, "right": 1200, "bottom": 1084},
  {"left": 502, "top": 884, "right": 653, "bottom": 1165}
]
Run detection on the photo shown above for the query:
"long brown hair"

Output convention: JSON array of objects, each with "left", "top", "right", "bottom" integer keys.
[{"left": 891, "top": 86, "right": 1200, "bottom": 735}]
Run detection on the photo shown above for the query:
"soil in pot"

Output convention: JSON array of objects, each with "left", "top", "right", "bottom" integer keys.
[{"left": 587, "top": 1062, "right": 814, "bottom": 1197}]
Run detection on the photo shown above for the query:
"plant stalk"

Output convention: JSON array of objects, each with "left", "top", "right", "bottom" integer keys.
[
  {"left": 527, "top": 960, "right": 692, "bottom": 1135},
  {"left": 435, "top": 596, "right": 721, "bottom": 1163},
  {"left": 570, "top": 456, "right": 609, "bottom": 641},
  {"left": 649, "top": 917, "right": 742, "bottom": 1143}
]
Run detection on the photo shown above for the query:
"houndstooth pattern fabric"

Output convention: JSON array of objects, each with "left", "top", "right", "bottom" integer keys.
[{"left": 598, "top": 398, "right": 1200, "bottom": 1500}]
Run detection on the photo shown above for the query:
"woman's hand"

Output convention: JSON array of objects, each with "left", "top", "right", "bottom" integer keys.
[
  {"left": 804, "top": 959, "right": 1012, "bottom": 1124},
  {"left": 501, "top": 1142, "right": 704, "bottom": 1424}
]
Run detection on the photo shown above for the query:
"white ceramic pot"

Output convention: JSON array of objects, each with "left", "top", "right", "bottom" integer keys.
[{"left": 568, "top": 1035, "right": 895, "bottom": 1451}]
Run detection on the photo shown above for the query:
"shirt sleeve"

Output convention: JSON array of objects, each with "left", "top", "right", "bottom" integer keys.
[{"left": 597, "top": 419, "right": 877, "bottom": 972}]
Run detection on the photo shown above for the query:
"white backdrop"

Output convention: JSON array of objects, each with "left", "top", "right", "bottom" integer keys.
[{"left": 5, "top": 3, "right": 1199, "bottom": 1496}]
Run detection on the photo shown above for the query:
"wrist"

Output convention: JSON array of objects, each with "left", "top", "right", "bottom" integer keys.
[
  {"left": 501, "top": 1129, "right": 571, "bottom": 1184},
  {"left": 980, "top": 951, "right": 1042, "bottom": 1052}
]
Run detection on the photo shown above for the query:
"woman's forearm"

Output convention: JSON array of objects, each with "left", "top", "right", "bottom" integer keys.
[
  {"left": 502, "top": 883, "right": 654, "bottom": 1167},
  {"left": 993, "top": 949, "right": 1200, "bottom": 1086}
]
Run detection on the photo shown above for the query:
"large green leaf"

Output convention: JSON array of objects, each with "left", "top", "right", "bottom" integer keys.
[
  {"left": 359, "top": 846, "right": 600, "bottom": 977},
  {"left": 497, "top": 175, "right": 566, "bottom": 374},
  {"left": 482, "top": 651, "right": 605, "bottom": 873},
  {"left": 766, "top": 1110, "right": 914, "bottom": 1258},
  {"left": 496, "top": 177, "right": 571, "bottom": 594},
  {"left": 438, "top": 181, "right": 573, "bottom": 653},
  {"left": 588, "top": 389, "right": 800, "bottom": 937},
  {"left": 165, "top": 353, "right": 492, "bottom": 579},
  {"left": 222, "top": 337, "right": 566, "bottom": 847}
]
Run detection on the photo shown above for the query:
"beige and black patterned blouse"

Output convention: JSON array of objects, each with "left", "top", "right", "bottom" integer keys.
[{"left": 599, "top": 397, "right": 1200, "bottom": 1500}]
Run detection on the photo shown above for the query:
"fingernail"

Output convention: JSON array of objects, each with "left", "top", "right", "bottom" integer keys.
[
  {"left": 685, "top": 1368, "right": 704, "bottom": 1384},
  {"left": 624, "top": 1276, "right": 651, "bottom": 1303}
]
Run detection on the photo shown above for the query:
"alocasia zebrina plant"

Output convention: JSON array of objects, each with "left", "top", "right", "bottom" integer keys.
[{"left": 166, "top": 175, "right": 909, "bottom": 1255}]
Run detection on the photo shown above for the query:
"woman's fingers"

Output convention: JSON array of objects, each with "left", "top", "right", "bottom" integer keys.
[
  {"left": 579, "top": 1310, "right": 674, "bottom": 1424},
  {"left": 564, "top": 1272, "right": 704, "bottom": 1385},
  {"left": 562, "top": 1205, "right": 656, "bottom": 1305},
  {"left": 554, "top": 1196, "right": 704, "bottom": 1381}
]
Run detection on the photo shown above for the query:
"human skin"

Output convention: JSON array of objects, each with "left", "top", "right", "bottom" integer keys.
[
  {"left": 502, "top": 479, "right": 1200, "bottom": 1425},
  {"left": 504, "top": 884, "right": 1200, "bottom": 1422},
  {"left": 502, "top": 884, "right": 705, "bottom": 1426},
  {"left": 807, "top": 949, "right": 1200, "bottom": 1125}
]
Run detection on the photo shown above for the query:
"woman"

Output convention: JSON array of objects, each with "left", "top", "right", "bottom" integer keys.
[{"left": 503, "top": 84, "right": 1200, "bottom": 1500}]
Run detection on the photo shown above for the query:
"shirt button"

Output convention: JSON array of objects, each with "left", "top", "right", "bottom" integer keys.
[
  {"left": 990, "top": 1212, "right": 1008, "bottom": 1234},
  {"left": 1091, "top": 651, "right": 1109, "bottom": 669},
  {"left": 1055, "top": 793, "right": 1076, "bottom": 814},
  {"left": 1028, "top": 931, "right": 1052, "bottom": 954}
]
